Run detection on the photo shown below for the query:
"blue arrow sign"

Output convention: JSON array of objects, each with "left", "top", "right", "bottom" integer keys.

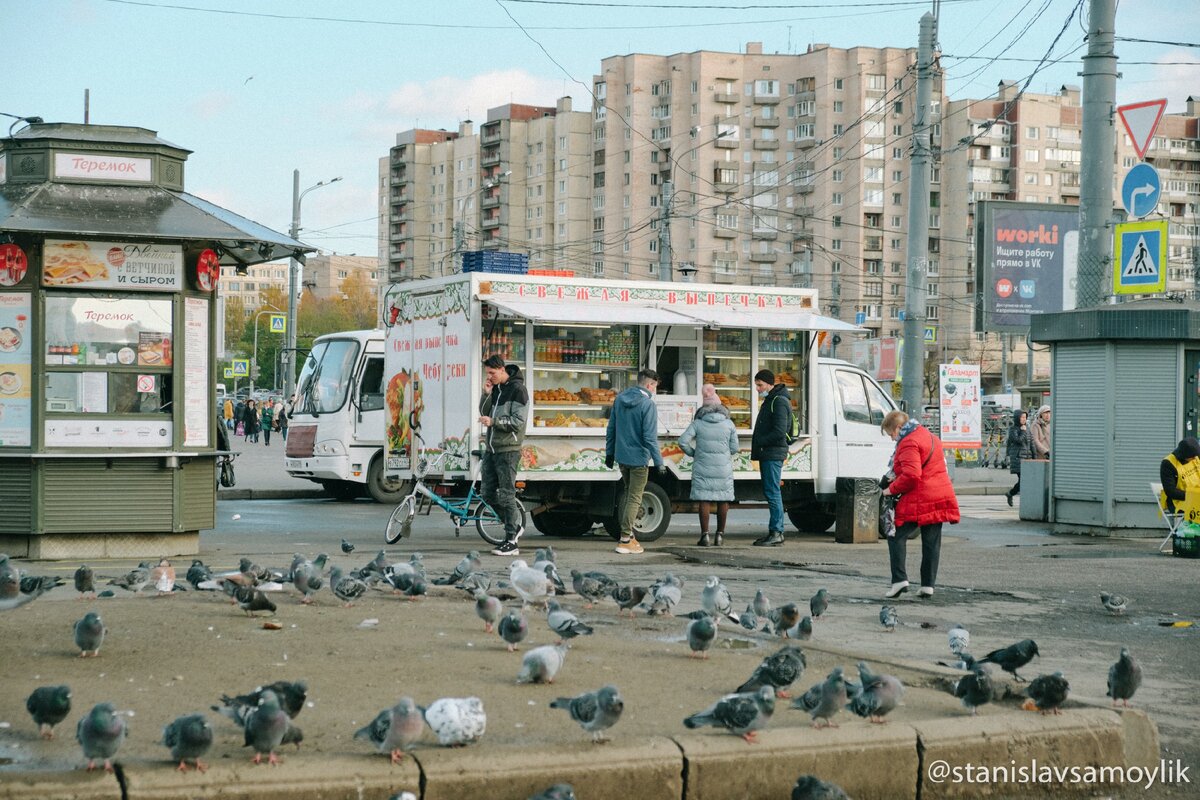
[{"left": 1121, "top": 163, "right": 1160, "bottom": 219}]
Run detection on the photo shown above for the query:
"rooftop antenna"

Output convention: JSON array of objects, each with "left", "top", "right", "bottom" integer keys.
[
  {"left": 787, "top": 26, "right": 792, "bottom": 54},
  {"left": 84, "top": 89, "right": 89, "bottom": 124}
]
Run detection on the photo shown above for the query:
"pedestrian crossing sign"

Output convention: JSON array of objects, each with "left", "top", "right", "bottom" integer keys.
[
  {"left": 269, "top": 314, "right": 287, "bottom": 334},
  {"left": 231, "top": 359, "right": 250, "bottom": 377},
  {"left": 1113, "top": 219, "right": 1167, "bottom": 295}
]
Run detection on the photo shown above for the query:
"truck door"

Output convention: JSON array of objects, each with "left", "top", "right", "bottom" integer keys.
[
  {"left": 356, "top": 355, "right": 385, "bottom": 443},
  {"left": 833, "top": 368, "right": 895, "bottom": 478}
]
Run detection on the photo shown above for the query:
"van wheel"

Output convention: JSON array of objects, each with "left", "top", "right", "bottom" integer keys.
[
  {"left": 603, "top": 482, "right": 671, "bottom": 542},
  {"left": 321, "top": 480, "right": 362, "bottom": 501},
  {"left": 367, "top": 456, "right": 410, "bottom": 504},
  {"left": 531, "top": 511, "right": 594, "bottom": 537},
  {"left": 788, "top": 506, "right": 836, "bottom": 534}
]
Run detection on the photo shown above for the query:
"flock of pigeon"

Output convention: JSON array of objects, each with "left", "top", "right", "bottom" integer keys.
[{"left": 2, "top": 544, "right": 1147, "bottom": 800}]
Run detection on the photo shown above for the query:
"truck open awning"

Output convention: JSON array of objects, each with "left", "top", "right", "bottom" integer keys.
[{"left": 481, "top": 297, "right": 700, "bottom": 326}]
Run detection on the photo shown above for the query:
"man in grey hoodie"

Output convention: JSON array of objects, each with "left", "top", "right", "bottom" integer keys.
[
  {"left": 480, "top": 355, "right": 529, "bottom": 556},
  {"left": 605, "top": 369, "right": 663, "bottom": 554}
]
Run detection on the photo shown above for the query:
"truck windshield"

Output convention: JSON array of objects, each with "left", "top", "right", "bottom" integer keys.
[{"left": 295, "top": 339, "right": 360, "bottom": 414}]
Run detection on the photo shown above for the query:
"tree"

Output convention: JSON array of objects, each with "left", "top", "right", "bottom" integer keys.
[
  {"left": 223, "top": 295, "right": 247, "bottom": 355},
  {"left": 338, "top": 270, "right": 377, "bottom": 330}
]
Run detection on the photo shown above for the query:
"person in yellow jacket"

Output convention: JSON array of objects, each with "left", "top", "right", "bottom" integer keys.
[
  {"left": 223, "top": 398, "right": 234, "bottom": 430},
  {"left": 1160, "top": 436, "right": 1200, "bottom": 514}
]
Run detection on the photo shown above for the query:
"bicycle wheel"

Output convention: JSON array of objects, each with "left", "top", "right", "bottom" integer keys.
[
  {"left": 471, "top": 498, "right": 526, "bottom": 547},
  {"left": 385, "top": 495, "right": 417, "bottom": 544}
]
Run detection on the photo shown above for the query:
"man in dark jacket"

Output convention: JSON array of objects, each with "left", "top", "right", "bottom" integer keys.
[
  {"left": 605, "top": 369, "right": 662, "bottom": 555},
  {"left": 480, "top": 355, "right": 529, "bottom": 556},
  {"left": 751, "top": 369, "right": 791, "bottom": 546},
  {"left": 1160, "top": 436, "right": 1200, "bottom": 513}
]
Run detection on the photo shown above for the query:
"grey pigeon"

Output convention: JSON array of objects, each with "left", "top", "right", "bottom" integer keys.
[
  {"left": 1024, "top": 672, "right": 1070, "bottom": 715},
  {"left": 20, "top": 574, "right": 65, "bottom": 595},
  {"left": 948, "top": 623, "right": 970, "bottom": 655},
  {"left": 330, "top": 566, "right": 369, "bottom": 607},
  {"left": 185, "top": 560, "right": 212, "bottom": 591},
  {"left": 847, "top": 661, "right": 904, "bottom": 723},
  {"left": 214, "top": 681, "right": 308, "bottom": 726},
  {"left": 953, "top": 666, "right": 993, "bottom": 715},
  {"left": 291, "top": 554, "right": 327, "bottom": 604},
  {"left": 790, "top": 615, "right": 814, "bottom": 641},
  {"left": 645, "top": 573, "right": 683, "bottom": 617},
  {"left": 509, "top": 559, "right": 555, "bottom": 607},
  {"left": 737, "top": 645, "right": 807, "bottom": 697},
  {"left": 436, "top": 551, "right": 482, "bottom": 586},
  {"left": 162, "top": 713, "right": 213, "bottom": 772},
  {"left": 475, "top": 591, "right": 503, "bottom": 632},
  {"left": 456, "top": 571, "right": 492, "bottom": 596},
  {"left": 702, "top": 576, "right": 740, "bottom": 623},
  {"left": 354, "top": 697, "right": 425, "bottom": 762},
  {"left": 243, "top": 689, "right": 290, "bottom": 765},
  {"left": 340, "top": 538, "right": 355, "bottom": 554},
  {"left": 108, "top": 563, "right": 151, "bottom": 593},
  {"left": 686, "top": 614, "right": 718, "bottom": 659},
  {"left": 810, "top": 667, "right": 847, "bottom": 728},
  {"left": 880, "top": 605, "right": 899, "bottom": 633},
  {"left": 74, "top": 565, "right": 96, "bottom": 599},
  {"left": 26, "top": 685, "right": 71, "bottom": 739},
  {"left": 683, "top": 685, "right": 775, "bottom": 743},
  {"left": 791, "top": 682, "right": 823, "bottom": 713},
  {"left": 424, "top": 696, "right": 486, "bottom": 746},
  {"left": 612, "top": 584, "right": 647, "bottom": 617},
  {"left": 498, "top": 609, "right": 529, "bottom": 652},
  {"left": 76, "top": 702, "right": 126, "bottom": 772},
  {"left": 792, "top": 775, "right": 850, "bottom": 800},
  {"left": 542, "top": 563, "right": 567, "bottom": 594},
  {"left": 739, "top": 610, "right": 759, "bottom": 630},
  {"left": 385, "top": 571, "right": 427, "bottom": 599},
  {"left": 518, "top": 643, "right": 568, "bottom": 684},
  {"left": 570, "top": 569, "right": 613, "bottom": 608},
  {"left": 1106, "top": 647, "right": 1142, "bottom": 707},
  {"left": 978, "top": 639, "right": 1039, "bottom": 681},
  {"left": 766, "top": 603, "right": 801, "bottom": 637},
  {"left": 234, "top": 585, "right": 277, "bottom": 616},
  {"left": 938, "top": 652, "right": 977, "bottom": 671},
  {"left": 547, "top": 599, "right": 593, "bottom": 642},
  {"left": 0, "top": 553, "right": 44, "bottom": 611},
  {"left": 809, "top": 588, "right": 829, "bottom": 621},
  {"left": 74, "top": 611, "right": 106, "bottom": 657},
  {"left": 529, "top": 785, "right": 577, "bottom": 800},
  {"left": 1100, "top": 592, "right": 1130, "bottom": 615},
  {"left": 549, "top": 684, "right": 624, "bottom": 743},
  {"left": 281, "top": 722, "right": 304, "bottom": 750},
  {"left": 752, "top": 588, "right": 771, "bottom": 618}
]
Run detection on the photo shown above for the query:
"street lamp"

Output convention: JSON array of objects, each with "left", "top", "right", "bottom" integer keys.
[
  {"left": 286, "top": 171, "right": 342, "bottom": 399},
  {"left": 451, "top": 170, "right": 511, "bottom": 275},
  {"left": 250, "top": 305, "right": 284, "bottom": 398},
  {"left": 658, "top": 128, "right": 733, "bottom": 281}
]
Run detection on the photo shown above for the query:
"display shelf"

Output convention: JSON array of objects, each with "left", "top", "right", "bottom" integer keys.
[
  {"left": 532, "top": 403, "right": 607, "bottom": 410},
  {"left": 759, "top": 354, "right": 803, "bottom": 360},
  {"left": 704, "top": 352, "right": 752, "bottom": 359},
  {"left": 532, "top": 363, "right": 635, "bottom": 374},
  {"left": 707, "top": 385, "right": 752, "bottom": 391}
]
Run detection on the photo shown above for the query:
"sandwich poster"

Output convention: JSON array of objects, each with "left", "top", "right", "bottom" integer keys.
[{"left": 43, "top": 240, "right": 183, "bottom": 292}]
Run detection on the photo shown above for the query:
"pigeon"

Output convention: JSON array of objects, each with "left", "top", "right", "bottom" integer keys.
[
  {"left": 541, "top": 563, "right": 567, "bottom": 594},
  {"left": 76, "top": 702, "right": 127, "bottom": 772},
  {"left": 938, "top": 653, "right": 977, "bottom": 671},
  {"left": 786, "top": 616, "right": 814, "bottom": 641},
  {"left": 362, "top": 551, "right": 392, "bottom": 582},
  {"left": 645, "top": 573, "right": 683, "bottom": 617},
  {"left": 424, "top": 696, "right": 486, "bottom": 746},
  {"left": 809, "top": 667, "right": 848, "bottom": 728},
  {"left": 948, "top": 623, "right": 970, "bottom": 656},
  {"left": 0, "top": 560, "right": 54, "bottom": 610},
  {"left": 736, "top": 645, "right": 807, "bottom": 697},
  {"left": 26, "top": 685, "right": 72, "bottom": 739},
  {"left": 701, "top": 576, "right": 740, "bottom": 623},
  {"left": 330, "top": 566, "right": 369, "bottom": 607},
  {"left": 108, "top": 563, "right": 151, "bottom": 593},
  {"left": 739, "top": 610, "right": 759, "bottom": 630},
  {"left": 509, "top": 559, "right": 555, "bottom": 607},
  {"left": 235, "top": 586, "right": 277, "bottom": 616},
  {"left": 74, "top": 565, "right": 96, "bottom": 599},
  {"left": 498, "top": 609, "right": 529, "bottom": 652},
  {"left": 549, "top": 684, "right": 625, "bottom": 743},
  {"left": 611, "top": 584, "right": 648, "bottom": 617},
  {"left": 239, "top": 557, "right": 280, "bottom": 584},
  {"left": 686, "top": 614, "right": 718, "bottom": 658},
  {"left": 456, "top": 571, "right": 492, "bottom": 595},
  {"left": 74, "top": 611, "right": 106, "bottom": 657},
  {"left": 847, "top": 661, "right": 904, "bottom": 723},
  {"left": 547, "top": 600, "right": 593, "bottom": 642},
  {"left": 978, "top": 639, "right": 1040, "bottom": 681},
  {"left": 385, "top": 571, "right": 427, "bottom": 600},
  {"left": 151, "top": 558, "right": 177, "bottom": 595},
  {"left": 474, "top": 591, "right": 502, "bottom": 632},
  {"left": 766, "top": 603, "right": 801, "bottom": 637},
  {"left": 529, "top": 786, "right": 577, "bottom": 800},
  {"left": 518, "top": 643, "right": 568, "bottom": 684},
  {"left": 791, "top": 682, "right": 823, "bottom": 713},
  {"left": 880, "top": 605, "right": 899, "bottom": 633},
  {"left": 571, "top": 569, "right": 614, "bottom": 608},
  {"left": 185, "top": 560, "right": 212, "bottom": 590},
  {"left": 1024, "top": 672, "right": 1070, "bottom": 715},
  {"left": 19, "top": 574, "right": 66, "bottom": 595},
  {"left": 435, "top": 551, "right": 482, "bottom": 586},
  {"left": 953, "top": 666, "right": 994, "bottom": 715},
  {"left": 162, "top": 713, "right": 213, "bottom": 772},
  {"left": 340, "top": 538, "right": 355, "bottom": 554},
  {"left": 792, "top": 775, "right": 850, "bottom": 800},
  {"left": 752, "top": 589, "right": 771, "bottom": 618},
  {"left": 214, "top": 681, "right": 308, "bottom": 726},
  {"left": 683, "top": 686, "right": 776, "bottom": 743},
  {"left": 291, "top": 555, "right": 326, "bottom": 604},
  {"left": 809, "top": 588, "right": 829, "bottom": 621},
  {"left": 243, "top": 689, "right": 290, "bottom": 765},
  {"left": 1107, "top": 647, "right": 1142, "bottom": 707},
  {"left": 1100, "top": 592, "right": 1130, "bottom": 615},
  {"left": 281, "top": 722, "right": 304, "bottom": 750},
  {"left": 531, "top": 546, "right": 557, "bottom": 573},
  {"left": 354, "top": 697, "right": 425, "bottom": 763}
]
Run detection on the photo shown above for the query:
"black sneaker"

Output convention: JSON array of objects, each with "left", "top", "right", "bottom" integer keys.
[
  {"left": 491, "top": 539, "right": 519, "bottom": 556},
  {"left": 753, "top": 532, "right": 785, "bottom": 547}
]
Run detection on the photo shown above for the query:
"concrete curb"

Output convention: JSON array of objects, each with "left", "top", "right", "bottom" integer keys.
[{"left": 217, "top": 489, "right": 326, "bottom": 501}]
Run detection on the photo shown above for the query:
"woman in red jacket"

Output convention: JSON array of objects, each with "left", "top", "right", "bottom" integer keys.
[{"left": 881, "top": 410, "right": 960, "bottom": 599}]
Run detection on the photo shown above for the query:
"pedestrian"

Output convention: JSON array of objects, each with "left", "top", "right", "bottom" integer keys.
[
  {"left": 881, "top": 410, "right": 960, "bottom": 599},
  {"left": 242, "top": 399, "right": 261, "bottom": 443},
  {"left": 1159, "top": 436, "right": 1200, "bottom": 513},
  {"left": 234, "top": 399, "right": 246, "bottom": 435},
  {"left": 750, "top": 369, "right": 791, "bottom": 547},
  {"left": 223, "top": 397, "right": 234, "bottom": 430},
  {"left": 1031, "top": 404, "right": 1052, "bottom": 459},
  {"left": 679, "top": 384, "right": 738, "bottom": 547},
  {"left": 278, "top": 396, "right": 291, "bottom": 442},
  {"left": 1004, "top": 410, "right": 1034, "bottom": 507},
  {"left": 261, "top": 400, "right": 274, "bottom": 447},
  {"left": 605, "top": 369, "right": 663, "bottom": 555},
  {"left": 479, "top": 355, "right": 529, "bottom": 557}
]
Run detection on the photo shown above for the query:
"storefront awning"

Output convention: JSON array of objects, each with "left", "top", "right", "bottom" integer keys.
[
  {"left": 482, "top": 296, "right": 700, "bottom": 327},
  {"left": 668, "top": 306, "right": 866, "bottom": 333},
  {"left": 0, "top": 182, "right": 313, "bottom": 268}
]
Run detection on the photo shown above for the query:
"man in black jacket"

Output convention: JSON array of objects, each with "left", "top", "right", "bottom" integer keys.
[
  {"left": 751, "top": 369, "right": 791, "bottom": 546},
  {"left": 480, "top": 355, "right": 529, "bottom": 556}
]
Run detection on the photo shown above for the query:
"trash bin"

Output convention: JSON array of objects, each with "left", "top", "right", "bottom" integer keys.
[
  {"left": 1018, "top": 459, "right": 1049, "bottom": 521},
  {"left": 835, "top": 477, "right": 882, "bottom": 544}
]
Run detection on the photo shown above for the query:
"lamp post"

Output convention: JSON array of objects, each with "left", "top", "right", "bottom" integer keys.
[
  {"left": 452, "top": 170, "right": 511, "bottom": 274},
  {"left": 286, "top": 171, "right": 341, "bottom": 399},
  {"left": 658, "top": 128, "right": 732, "bottom": 281},
  {"left": 250, "top": 305, "right": 284, "bottom": 398}
]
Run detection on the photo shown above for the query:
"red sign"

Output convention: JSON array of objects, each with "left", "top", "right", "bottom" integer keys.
[
  {"left": 0, "top": 243, "right": 28, "bottom": 286},
  {"left": 195, "top": 249, "right": 220, "bottom": 292}
]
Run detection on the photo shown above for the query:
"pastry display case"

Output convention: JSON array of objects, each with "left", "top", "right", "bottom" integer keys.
[{"left": 528, "top": 324, "right": 639, "bottom": 431}]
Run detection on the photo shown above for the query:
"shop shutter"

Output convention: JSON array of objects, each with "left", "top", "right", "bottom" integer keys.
[
  {"left": 1053, "top": 343, "right": 1107, "bottom": 499},
  {"left": 0, "top": 461, "right": 33, "bottom": 533},
  {"left": 180, "top": 459, "right": 216, "bottom": 530},
  {"left": 1112, "top": 344, "right": 1177, "bottom": 499},
  {"left": 42, "top": 460, "right": 173, "bottom": 533}
]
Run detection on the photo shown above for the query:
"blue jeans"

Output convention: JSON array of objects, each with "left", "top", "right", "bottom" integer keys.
[{"left": 759, "top": 460, "right": 784, "bottom": 533}]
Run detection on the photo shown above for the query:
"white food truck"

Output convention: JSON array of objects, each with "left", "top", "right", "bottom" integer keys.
[{"left": 379, "top": 273, "right": 899, "bottom": 540}]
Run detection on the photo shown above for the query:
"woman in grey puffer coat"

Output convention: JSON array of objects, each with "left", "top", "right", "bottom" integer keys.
[{"left": 679, "top": 395, "right": 740, "bottom": 546}]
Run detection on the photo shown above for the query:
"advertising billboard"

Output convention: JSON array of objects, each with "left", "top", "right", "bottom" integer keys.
[
  {"left": 975, "top": 201, "right": 1080, "bottom": 333},
  {"left": 939, "top": 362, "right": 982, "bottom": 449},
  {"left": 850, "top": 337, "right": 898, "bottom": 381}
]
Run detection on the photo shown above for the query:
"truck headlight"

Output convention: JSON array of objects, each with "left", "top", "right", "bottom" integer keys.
[{"left": 315, "top": 440, "right": 347, "bottom": 456}]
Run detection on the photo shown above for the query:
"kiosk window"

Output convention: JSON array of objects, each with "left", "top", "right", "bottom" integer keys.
[{"left": 44, "top": 296, "right": 172, "bottom": 366}]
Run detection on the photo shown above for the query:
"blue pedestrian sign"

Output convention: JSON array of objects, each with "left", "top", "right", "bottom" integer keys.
[
  {"left": 269, "top": 314, "right": 287, "bottom": 334},
  {"left": 923, "top": 326, "right": 937, "bottom": 344},
  {"left": 1113, "top": 219, "right": 1167, "bottom": 295},
  {"left": 231, "top": 359, "right": 250, "bottom": 377},
  {"left": 1121, "top": 163, "right": 1160, "bottom": 219}
]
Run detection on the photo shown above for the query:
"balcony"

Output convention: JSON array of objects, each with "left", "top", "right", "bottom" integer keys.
[
  {"left": 793, "top": 230, "right": 814, "bottom": 245},
  {"left": 713, "top": 268, "right": 738, "bottom": 284},
  {"left": 751, "top": 229, "right": 778, "bottom": 241},
  {"left": 864, "top": 237, "right": 883, "bottom": 252},
  {"left": 714, "top": 92, "right": 739, "bottom": 104},
  {"left": 713, "top": 227, "right": 737, "bottom": 239},
  {"left": 795, "top": 90, "right": 815, "bottom": 102},
  {"left": 794, "top": 182, "right": 815, "bottom": 194},
  {"left": 752, "top": 139, "right": 779, "bottom": 150},
  {"left": 481, "top": 151, "right": 501, "bottom": 167},
  {"left": 481, "top": 194, "right": 500, "bottom": 209},
  {"left": 749, "top": 251, "right": 778, "bottom": 263},
  {"left": 481, "top": 216, "right": 500, "bottom": 229},
  {"left": 481, "top": 126, "right": 501, "bottom": 144},
  {"left": 715, "top": 136, "right": 739, "bottom": 149},
  {"left": 794, "top": 206, "right": 814, "bottom": 217},
  {"left": 754, "top": 116, "right": 781, "bottom": 128},
  {"left": 789, "top": 273, "right": 813, "bottom": 289},
  {"left": 752, "top": 94, "right": 780, "bottom": 105},
  {"left": 752, "top": 272, "right": 776, "bottom": 286},
  {"left": 714, "top": 180, "right": 738, "bottom": 193},
  {"left": 391, "top": 173, "right": 408, "bottom": 186},
  {"left": 1060, "top": 182, "right": 1080, "bottom": 197}
]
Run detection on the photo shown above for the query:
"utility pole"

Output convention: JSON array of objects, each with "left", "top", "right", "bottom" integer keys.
[
  {"left": 658, "top": 176, "right": 673, "bottom": 281},
  {"left": 453, "top": 221, "right": 465, "bottom": 275},
  {"left": 287, "top": 169, "right": 301, "bottom": 400},
  {"left": 901, "top": 10, "right": 937, "bottom": 413},
  {"left": 1078, "top": 0, "right": 1118, "bottom": 307}
]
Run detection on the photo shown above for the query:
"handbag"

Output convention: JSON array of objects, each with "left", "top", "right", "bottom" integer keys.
[
  {"left": 219, "top": 457, "right": 236, "bottom": 488},
  {"left": 235, "top": 421, "right": 245, "bottom": 436}
]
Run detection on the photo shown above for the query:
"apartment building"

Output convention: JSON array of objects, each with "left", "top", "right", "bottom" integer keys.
[
  {"left": 382, "top": 98, "right": 593, "bottom": 282},
  {"left": 220, "top": 261, "right": 289, "bottom": 309},
  {"left": 301, "top": 254, "right": 383, "bottom": 300}
]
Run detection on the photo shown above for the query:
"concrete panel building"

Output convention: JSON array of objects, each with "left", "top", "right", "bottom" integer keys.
[{"left": 301, "top": 254, "right": 383, "bottom": 300}]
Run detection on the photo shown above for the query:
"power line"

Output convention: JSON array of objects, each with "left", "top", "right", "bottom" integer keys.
[
  {"left": 502, "top": 0, "right": 978, "bottom": 8},
  {"left": 1115, "top": 36, "right": 1200, "bottom": 48}
]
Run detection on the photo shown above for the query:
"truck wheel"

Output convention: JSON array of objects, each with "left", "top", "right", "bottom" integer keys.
[
  {"left": 367, "top": 456, "right": 410, "bottom": 504},
  {"left": 603, "top": 482, "right": 671, "bottom": 542},
  {"left": 788, "top": 506, "right": 836, "bottom": 534},
  {"left": 322, "top": 480, "right": 362, "bottom": 501},
  {"left": 531, "top": 511, "right": 594, "bottom": 537}
]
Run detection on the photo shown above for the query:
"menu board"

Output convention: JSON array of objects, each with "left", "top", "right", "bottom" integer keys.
[
  {"left": 656, "top": 397, "right": 700, "bottom": 437},
  {"left": 0, "top": 293, "right": 31, "bottom": 446},
  {"left": 42, "top": 240, "right": 183, "bottom": 292},
  {"left": 939, "top": 363, "right": 982, "bottom": 449},
  {"left": 183, "top": 297, "right": 209, "bottom": 448},
  {"left": 45, "top": 420, "right": 172, "bottom": 448}
]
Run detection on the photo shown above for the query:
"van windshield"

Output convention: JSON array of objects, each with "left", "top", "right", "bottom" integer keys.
[{"left": 295, "top": 339, "right": 360, "bottom": 415}]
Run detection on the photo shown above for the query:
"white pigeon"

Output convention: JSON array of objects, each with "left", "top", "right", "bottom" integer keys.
[
  {"left": 509, "top": 560, "right": 554, "bottom": 607},
  {"left": 518, "top": 644, "right": 568, "bottom": 684},
  {"left": 701, "top": 576, "right": 740, "bottom": 623},
  {"left": 423, "top": 697, "right": 486, "bottom": 746},
  {"left": 948, "top": 623, "right": 970, "bottom": 656},
  {"left": 645, "top": 573, "right": 683, "bottom": 617}
]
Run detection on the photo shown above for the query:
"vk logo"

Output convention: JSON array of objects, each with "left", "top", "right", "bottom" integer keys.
[{"left": 1018, "top": 280, "right": 1036, "bottom": 299}]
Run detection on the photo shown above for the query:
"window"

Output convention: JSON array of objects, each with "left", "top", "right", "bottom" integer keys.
[
  {"left": 833, "top": 147, "right": 843, "bottom": 159},
  {"left": 755, "top": 79, "right": 779, "bottom": 96},
  {"left": 867, "top": 74, "right": 886, "bottom": 91},
  {"left": 832, "top": 216, "right": 842, "bottom": 228},
  {"left": 831, "top": 261, "right": 842, "bottom": 273},
  {"left": 797, "top": 100, "right": 816, "bottom": 116},
  {"left": 834, "top": 78, "right": 844, "bottom": 90},
  {"left": 892, "top": 147, "right": 904, "bottom": 159},
  {"left": 690, "top": 80, "right": 698, "bottom": 93},
  {"left": 831, "top": 239, "right": 843, "bottom": 251},
  {"left": 833, "top": 124, "right": 844, "bottom": 136},
  {"left": 832, "top": 101, "right": 843, "bottom": 113},
  {"left": 837, "top": 370, "right": 871, "bottom": 424},
  {"left": 1026, "top": 126, "right": 1039, "bottom": 140},
  {"left": 864, "top": 189, "right": 884, "bottom": 205},
  {"left": 926, "top": 305, "right": 939, "bottom": 320},
  {"left": 832, "top": 192, "right": 843, "bottom": 205},
  {"left": 890, "top": 215, "right": 901, "bottom": 227},
  {"left": 891, "top": 192, "right": 902, "bottom": 204},
  {"left": 796, "top": 123, "right": 815, "bottom": 139},
  {"left": 1025, "top": 150, "right": 1039, "bottom": 163},
  {"left": 890, "top": 238, "right": 902, "bottom": 250},
  {"left": 832, "top": 169, "right": 844, "bottom": 182},
  {"left": 865, "top": 166, "right": 883, "bottom": 182},
  {"left": 716, "top": 209, "right": 738, "bottom": 230}
]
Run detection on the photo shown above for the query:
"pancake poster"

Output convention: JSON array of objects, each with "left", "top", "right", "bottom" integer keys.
[
  {"left": 0, "top": 293, "right": 31, "bottom": 447},
  {"left": 43, "top": 240, "right": 183, "bottom": 292}
]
